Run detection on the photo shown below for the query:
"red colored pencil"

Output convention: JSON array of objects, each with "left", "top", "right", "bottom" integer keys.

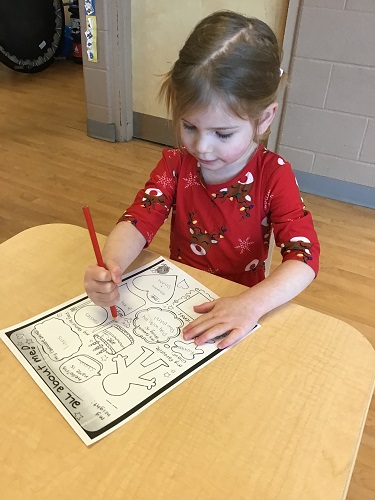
[{"left": 82, "top": 206, "right": 118, "bottom": 319}]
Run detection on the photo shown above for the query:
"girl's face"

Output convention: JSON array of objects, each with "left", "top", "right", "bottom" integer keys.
[{"left": 180, "top": 102, "right": 257, "bottom": 183}]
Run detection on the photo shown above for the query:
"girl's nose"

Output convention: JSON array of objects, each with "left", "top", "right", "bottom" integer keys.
[{"left": 195, "top": 134, "right": 213, "bottom": 154}]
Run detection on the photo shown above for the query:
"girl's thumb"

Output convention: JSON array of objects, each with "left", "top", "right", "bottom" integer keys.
[{"left": 107, "top": 262, "right": 123, "bottom": 284}]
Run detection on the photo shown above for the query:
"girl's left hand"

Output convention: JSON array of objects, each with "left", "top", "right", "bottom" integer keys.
[
  {"left": 182, "top": 295, "right": 260, "bottom": 349},
  {"left": 183, "top": 261, "right": 316, "bottom": 349}
]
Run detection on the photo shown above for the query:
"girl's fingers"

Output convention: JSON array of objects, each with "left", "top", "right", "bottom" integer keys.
[
  {"left": 217, "top": 328, "right": 245, "bottom": 349},
  {"left": 183, "top": 316, "right": 221, "bottom": 338},
  {"left": 89, "top": 286, "right": 120, "bottom": 306},
  {"left": 84, "top": 263, "right": 120, "bottom": 307},
  {"left": 193, "top": 301, "right": 215, "bottom": 314}
]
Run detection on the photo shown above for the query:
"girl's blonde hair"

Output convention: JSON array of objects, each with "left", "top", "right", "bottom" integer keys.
[{"left": 159, "top": 10, "right": 283, "bottom": 144}]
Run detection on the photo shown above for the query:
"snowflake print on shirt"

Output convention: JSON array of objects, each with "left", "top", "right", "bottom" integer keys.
[
  {"left": 167, "top": 148, "right": 179, "bottom": 156},
  {"left": 206, "top": 266, "right": 220, "bottom": 275},
  {"left": 183, "top": 172, "right": 200, "bottom": 188},
  {"left": 145, "top": 230, "right": 155, "bottom": 243},
  {"left": 156, "top": 171, "right": 174, "bottom": 189},
  {"left": 263, "top": 189, "right": 274, "bottom": 212},
  {"left": 235, "top": 237, "right": 254, "bottom": 254}
]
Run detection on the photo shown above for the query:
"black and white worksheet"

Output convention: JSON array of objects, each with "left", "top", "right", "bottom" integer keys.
[{"left": 0, "top": 257, "right": 259, "bottom": 445}]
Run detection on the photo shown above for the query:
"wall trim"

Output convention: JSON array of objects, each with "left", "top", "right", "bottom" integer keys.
[
  {"left": 295, "top": 171, "right": 375, "bottom": 209},
  {"left": 87, "top": 120, "right": 116, "bottom": 143},
  {"left": 133, "top": 112, "right": 175, "bottom": 147}
]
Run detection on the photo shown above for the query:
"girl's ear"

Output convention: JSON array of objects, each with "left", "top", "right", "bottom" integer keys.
[{"left": 257, "top": 103, "right": 278, "bottom": 136}]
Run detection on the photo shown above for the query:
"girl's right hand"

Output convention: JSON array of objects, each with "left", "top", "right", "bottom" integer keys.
[{"left": 84, "top": 260, "right": 123, "bottom": 307}]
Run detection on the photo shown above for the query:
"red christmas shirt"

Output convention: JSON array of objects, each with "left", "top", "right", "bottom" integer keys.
[{"left": 118, "top": 145, "right": 320, "bottom": 287}]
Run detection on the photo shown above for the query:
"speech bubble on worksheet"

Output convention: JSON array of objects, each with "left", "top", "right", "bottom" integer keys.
[
  {"left": 133, "top": 307, "right": 183, "bottom": 343},
  {"left": 74, "top": 304, "right": 108, "bottom": 328},
  {"left": 31, "top": 318, "right": 82, "bottom": 361},
  {"left": 59, "top": 355, "right": 103, "bottom": 382}
]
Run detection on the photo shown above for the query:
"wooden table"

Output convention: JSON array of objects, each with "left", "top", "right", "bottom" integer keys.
[{"left": 1, "top": 224, "right": 374, "bottom": 500}]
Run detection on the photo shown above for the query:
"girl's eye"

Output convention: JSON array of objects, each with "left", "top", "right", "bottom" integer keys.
[
  {"left": 216, "top": 132, "right": 233, "bottom": 139},
  {"left": 183, "top": 123, "right": 195, "bottom": 131}
]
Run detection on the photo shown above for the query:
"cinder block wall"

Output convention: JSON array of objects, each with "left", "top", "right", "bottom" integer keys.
[{"left": 278, "top": 0, "right": 375, "bottom": 208}]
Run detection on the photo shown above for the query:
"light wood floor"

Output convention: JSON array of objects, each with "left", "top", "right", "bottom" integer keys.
[{"left": 0, "top": 60, "right": 374, "bottom": 499}]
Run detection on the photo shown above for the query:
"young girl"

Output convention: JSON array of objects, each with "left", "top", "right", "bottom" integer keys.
[{"left": 84, "top": 10, "right": 320, "bottom": 349}]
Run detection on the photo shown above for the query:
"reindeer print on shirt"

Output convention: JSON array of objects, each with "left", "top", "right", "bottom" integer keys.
[
  {"left": 141, "top": 188, "right": 167, "bottom": 212},
  {"left": 212, "top": 171, "right": 254, "bottom": 220},
  {"left": 187, "top": 212, "right": 226, "bottom": 256}
]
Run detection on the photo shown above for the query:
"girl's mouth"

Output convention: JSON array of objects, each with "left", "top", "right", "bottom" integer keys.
[{"left": 198, "top": 158, "right": 217, "bottom": 165}]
